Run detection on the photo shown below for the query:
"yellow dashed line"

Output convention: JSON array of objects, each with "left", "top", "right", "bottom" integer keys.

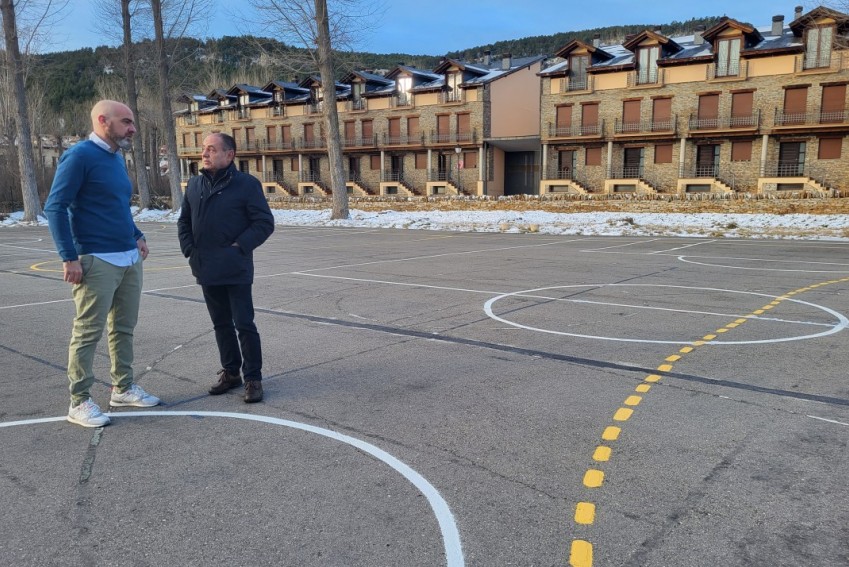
[
  {"left": 593, "top": 446, "right": 611, "bottom": 462},
  {"left": 570, "top": 540, "right": 593, "bottom": 567},
  {"left": 602, "top": 426, "right": 621, "bottom": 441},
  {"left": 575, "top": 503, "right": 596, "bottom": 525},
  {"left": 569, "top": 277, "right": 849, "bottom": 566},
  {"left": 583, "top": 469, "right": 604, "bottom": 488},
  {"left": 613, "top": 408, "right": 633, "bottom": 421}
]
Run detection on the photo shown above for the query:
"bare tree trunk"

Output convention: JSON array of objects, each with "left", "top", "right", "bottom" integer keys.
[
  {"left": 122, "top": 0, "right": 151, "bottom": 209},
  {"left": 150, "top": 0, "right": 182, "bottom": 211},
  {"left": 314, "top": 0, "right": 348, "bottom": 220},
  {"left": 1, "top": 0, "right": 42, "bottom": 221}
]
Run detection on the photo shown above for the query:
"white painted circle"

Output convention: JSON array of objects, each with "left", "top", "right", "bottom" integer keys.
[
  {"left": 0, "top": 410, "right": 464, "bottom": 567},
  {"left": 483, "top": 284, "right": 848, "bottom": 345}
]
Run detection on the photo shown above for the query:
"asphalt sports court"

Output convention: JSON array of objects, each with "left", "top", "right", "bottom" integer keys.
[{"left": 2, "top": 223, "right": 848, "bottom": 566}]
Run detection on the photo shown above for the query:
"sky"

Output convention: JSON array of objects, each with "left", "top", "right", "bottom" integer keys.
[
  {"left": 41, "top": 0, "right": 816, "bottom": 56},
  {"left": 5, "top": 207, "right": 849, "bottom": 241}
]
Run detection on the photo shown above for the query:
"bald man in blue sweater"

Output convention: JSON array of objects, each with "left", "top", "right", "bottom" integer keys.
[{"left": 45, "top": 100, "right": 160, "bottom": 427}]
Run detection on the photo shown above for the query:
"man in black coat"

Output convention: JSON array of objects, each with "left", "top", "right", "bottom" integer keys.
[{"left": 177, "top": 133, "right": 275, "bottom": 402}]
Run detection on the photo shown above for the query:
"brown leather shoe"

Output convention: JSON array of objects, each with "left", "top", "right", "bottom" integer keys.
[
  {"left": 244, "top": 380, "right": 263, "bottom": 403},
  {"left": 209, "top": 369, "right": 242, "bottom": 395}
]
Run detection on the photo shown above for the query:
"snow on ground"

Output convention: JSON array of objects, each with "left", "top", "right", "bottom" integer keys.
[{"left": 3, "top": 207, "right": 849, "bottom": 240}]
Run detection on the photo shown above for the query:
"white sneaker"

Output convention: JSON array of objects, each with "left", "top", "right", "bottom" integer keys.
[
  {"left": 110, "top": 384, "right": 161, "bottom": 407},
  {"left": 68, "top": 398, "right": 111, "bottom": 428}
]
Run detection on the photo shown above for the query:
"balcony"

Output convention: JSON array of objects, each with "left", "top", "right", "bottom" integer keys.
[
  {"left": 559, "top": 74, "right": 593, "bottom": 94},
  {"left": 438, "top": 91, "right": 464, "bottom": 104},
  {"left": 261, "top": 139, "right": 295, "bottom": 151},
  {"left": 429, "top": 130, "right": 477, "bottom": 145},
  {"left": 390, "top": 93, "right": 413, "bottom": 108},
  {"left": 299, "top": 137, "right": 327, "bottom": 150},
  {"left": 243, "top": 139, "right": 261, "bottom": 151},
  {"left": 706, "top": 60, "right": 749, "bottom": 81},
  {"left": 614, "top": 115, "right": 677, "bottom": 137},
  {"left": 230, "top": 108, "right": 250, "bottom": 121},
  {"left": 547, "top": 120, "right": 605, "bottom": 139},
  {"left": 383, "top": 133, "right": 425, "bottom": 146},
  {"left": 347, "top": 98, "right": 367, "bottom": 111},
  {"left": 214, "top": 113, "right": 225, "bottom": 124},
  {"left": 627, "top": 68, "right": 664, "bottom": 88},
  {"left": 773, "top": 107, "right": 849, "bottom": 130},
  {"left": 179, "top": 114, "right": 198, "bottom": 126},
  {"left": 269, "top": 105, "right": 286, "bottom": 118},
  {"left": 307, "top": 101, "right": 324, "bottom": 115},
  {"left": 795, "top": 51, "right": 847, "bottom": 74},
  {"left": 342, "top": 135, "right": 377, "bottom": 148},
  {"left": 688, "top": 110, "right": 760, "bottom": 133}
]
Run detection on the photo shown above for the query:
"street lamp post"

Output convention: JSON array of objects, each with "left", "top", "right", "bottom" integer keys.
[{"left": 454, "top": 146, "right": 461, "bottom": 188}]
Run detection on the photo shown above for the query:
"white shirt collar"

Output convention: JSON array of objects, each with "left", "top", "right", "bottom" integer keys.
[{"left": 89, "top": 132, "right": 118, "bottom": 153}]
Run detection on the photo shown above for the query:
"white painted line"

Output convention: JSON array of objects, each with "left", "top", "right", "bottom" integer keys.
[
  {"left": 678, "top": 255, "right": 849, "bottom": 273},
  {"left": 0, "top": 410, "right": 464, "bottom": 567},
  {"left": 483, "top": 284, "right": 849, "bottom": 345},
  {"left": 649, "top": 240, "right": 716, "bottom": 254},
  {"left": 581, "top": 239, "right": 660, "bottom": 251},
  {"left": 807, "top": 415, "right": 849, "bottom": 427}
]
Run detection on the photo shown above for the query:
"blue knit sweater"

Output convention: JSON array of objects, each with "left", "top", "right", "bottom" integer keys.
[{"left": 44, "top": 140, "right": 143, "bottom": 261}]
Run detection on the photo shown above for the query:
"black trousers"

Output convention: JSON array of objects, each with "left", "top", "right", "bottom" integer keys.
[{"left": 201, "top": 283, "right": 263, "bottom": 381}]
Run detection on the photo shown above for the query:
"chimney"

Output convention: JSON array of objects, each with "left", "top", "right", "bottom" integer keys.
[
  {"left": 794, "top": 5, "right": 803, "bottom": 19},
  {"left": 501, "top": 53, "right": 512, "bottom": 70},
  {"left": 592, "top": 34, "right": 601, "bottom": 48},
  {"left": 772, "top": 15, "right": 784, "bottom": 36},
  {"left": 693, "top": 25, "right": 705, "bottom": 46},
  {"left": 484, "top": 50, "right": 491, "bottom": 65}
]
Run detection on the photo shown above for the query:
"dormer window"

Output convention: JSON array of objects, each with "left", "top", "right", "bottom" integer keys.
[
  {"left": 219, "top": 98, "right": 227, "bottom": 107},
  {"left": 190, "top": 101, "right": 199, "bottom": 112},
  {"left": 569, "top": 55, "right": 589, "bottom": 89},
  {"left": 274, "top": 91, "right": 283, "bottom": 103},
  {"left": 446, "top": 72, "right": 461, "bottom": 102},
  {"left": 636, "top": 46, "right": 660, "bottom": 84},
  {"left": 804, "top": 26, "right": 834, "bottom": 69},
  {"left": 397, "top": 76, "right": 412, "bottom": 105},
  {"left": 715, "top": 38, "right": 741, "bottom": 77},
  {"left": 239, "top": 93, "right": 249, "bottom": 106},
  {"left": 352, "top": 82, "right": 365, "bottom": 100}
]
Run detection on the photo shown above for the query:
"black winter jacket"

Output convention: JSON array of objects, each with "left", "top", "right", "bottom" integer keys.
[{"left": 177, "top": 163, "right": 274, "bottom": 286}]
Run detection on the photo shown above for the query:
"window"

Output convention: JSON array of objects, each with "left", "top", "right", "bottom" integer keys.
[
  {"left": 415, "top": 153, "right": 427, "bottom": 169},
  {"left": 622, "top": 99, "right": 641, "bottom": 132},
  {"left": 732, "top": 141, "right": 752, "bottom": 161},
  {"left": 457, "top": 113, "right": 471, "bottom": 140},
  {"left": 370, "top": 155, "right": 381, "bottom": 170},
  {"left": 731, "top": 91, "right": 754, "bottom": 127},
  {"left": 255, "top": 158, "right": 262, "bottom": 171},
  {"left": 654, "top": 144, "right": 672, "bottom": 164},
  {"left": 290, "top": 157, "right": 299, "bottom": 171},
  {"left": 818, "top": 137, "right": 842, "bottom": 159},
  {"left": 344, "top": 121, "right": 355, "bottom": 142},
  {"left": 716, "top": 38, "right": 741, "bottom": 77},
  {"left": 304, "top": 123, "right": 315, "bottom": 143},
  {"left": 637, "top": 46, "right": 660, "bottom": 84},
  {"left": 194, "top": 132, "right": 201, "bottom": 147},
  {"left": 569, "top": 55, "right": 589, "bottom": 89},
  {"left": 266, "top": 126, "right": 277, "bottom": 144},
  {"left": 282, "top": 125, "right": 291, "bottom": 144},
  {"left": 585, "top": 146, "right": 601, "bottom": 166},
  {"left": 555, "top": 105, "right": 572, "bottom": 135},
  {"left": 820, "top": 84, "right": 846, "bottom": 123},
  {"left": 805, "top": 26, "right": 834, "bottom": 69},
  {"left": 581, "top": 102, "right": 599, "bottom": 135},
  {"left": 407, "top": 116, "right": 420, "bottom": 139},
  {"left": 446, "top": 72, "right": 462, "bottom": 101},
  {"left": 437, "top": 114, "right": 450, "bottom": 138},
  {"left": 697, "top": 94, "right": 720, "bottom": 127},
  {"left": 361, "top": 119, "right": 373, "bottom": 140},
  {"left": 782, "top": 87, "right": 808, "bottom": 124},
  {"left": 652, "top": 97, "right": 672, "bottom": 130},
  {"left": 463, "top": 151, "right": 477, "bottom": 169},
  {"left": 388, "top": 117, "right": 401, "bottom": 142}
]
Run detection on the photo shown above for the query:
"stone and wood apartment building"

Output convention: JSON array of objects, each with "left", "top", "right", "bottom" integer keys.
[{"left": 175, "top": 5, "right": 849, "bottom": 198}]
